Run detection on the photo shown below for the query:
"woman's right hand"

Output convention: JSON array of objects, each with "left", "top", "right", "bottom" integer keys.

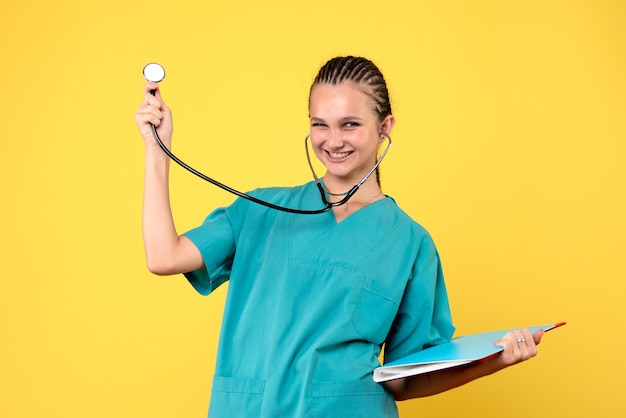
[{"left": 135, "top": 82, "right": 173, "bottom": 150}]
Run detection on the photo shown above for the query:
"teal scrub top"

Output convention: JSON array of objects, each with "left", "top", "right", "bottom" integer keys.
[{"left": 183, "top": 181, "right": 454, "bottom": 418}]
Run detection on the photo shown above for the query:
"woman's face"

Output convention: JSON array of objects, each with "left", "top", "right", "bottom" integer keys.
[{"left": 308, "top": 81, "right": 394, "bottom": 184}]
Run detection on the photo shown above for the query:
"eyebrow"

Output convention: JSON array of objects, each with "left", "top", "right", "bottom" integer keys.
[{"left": 309, "top": 116, "right": 364, "bottom": 123}]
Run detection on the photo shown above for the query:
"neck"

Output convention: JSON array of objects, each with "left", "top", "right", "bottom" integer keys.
[{"left": 323, "top": 175, "right": 382, "bottom": 203}]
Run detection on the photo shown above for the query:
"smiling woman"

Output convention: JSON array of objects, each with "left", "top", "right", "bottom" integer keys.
[{"left": 135, "top": 56, "right": 548, "bottom": 418}]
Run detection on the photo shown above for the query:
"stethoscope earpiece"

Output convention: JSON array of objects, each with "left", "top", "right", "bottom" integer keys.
[{"left": 143, "top": 63, "right": 166, "bottom": 83}]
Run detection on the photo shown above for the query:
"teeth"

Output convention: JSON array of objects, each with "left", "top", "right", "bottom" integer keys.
[{"left": 329, "top": 151, "right": 351, "bottom": 159}]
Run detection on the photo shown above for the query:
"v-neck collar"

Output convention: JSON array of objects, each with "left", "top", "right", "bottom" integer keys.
[
  {"left": 288, "top": 186, "right": 396, "bottom": 270},
  {"left": 317, "top": 178, "right": 388, "bottom": 224}
]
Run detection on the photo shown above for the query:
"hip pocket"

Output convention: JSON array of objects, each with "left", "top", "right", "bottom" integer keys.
[
  {"left": 208, "top": 375, "right": 265, "bottom": 418},
  {"left": 310, "top": 380, "right": 397, "bottom": 418}
]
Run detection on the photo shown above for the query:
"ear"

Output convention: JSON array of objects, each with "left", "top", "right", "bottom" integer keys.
[{"left": 379, "top": 114, "right": 396, "bottom": 138}]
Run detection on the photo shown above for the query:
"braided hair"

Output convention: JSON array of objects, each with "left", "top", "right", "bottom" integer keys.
[{"left": 311, "top": 56, "right": 392, "bottom": 122}]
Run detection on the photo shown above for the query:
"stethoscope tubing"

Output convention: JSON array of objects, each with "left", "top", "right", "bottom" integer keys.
[
  {"left": 150, "top": 123, "right": 334, "bottom": 214},
  {"left": 147, "top": 91, "right": 391, "bottom": 215}
]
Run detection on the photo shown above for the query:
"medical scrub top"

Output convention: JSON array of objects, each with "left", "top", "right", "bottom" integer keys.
[{"left": 183, "top": 181, "right": 454, "bottom": 418}]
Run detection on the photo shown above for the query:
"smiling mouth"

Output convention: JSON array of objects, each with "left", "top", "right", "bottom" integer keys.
[{"left": 327, "top": 151, "right": 352, "bottom": 160}]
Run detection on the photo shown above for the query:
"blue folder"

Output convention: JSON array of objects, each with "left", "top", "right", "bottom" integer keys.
[{"left": 373, "top": 323, "right": 565, "bottom": 382}]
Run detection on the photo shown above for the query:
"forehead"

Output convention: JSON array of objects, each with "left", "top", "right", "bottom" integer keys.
[{"left": 309, "top": 81, "right": 375, "bottom": 116}]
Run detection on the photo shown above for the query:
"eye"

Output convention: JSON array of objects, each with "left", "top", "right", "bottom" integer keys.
[
  {"left": 311, "top": 122, "right": 327, "bottom": 128},
  {"left": 344, "top": 121, "right": 360, "bottom": 128}
]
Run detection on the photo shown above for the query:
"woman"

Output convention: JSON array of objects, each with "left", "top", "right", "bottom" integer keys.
[{"left": 135, "top": 56, "right": 543, "bottom": 417}]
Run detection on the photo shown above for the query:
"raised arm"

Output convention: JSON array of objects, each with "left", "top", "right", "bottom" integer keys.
[
  {"left": 135, "top": 82, "right": 203, "bottom": 275},
  {"left": 385, "top": 328, "right": 545, "bottom": 400}
]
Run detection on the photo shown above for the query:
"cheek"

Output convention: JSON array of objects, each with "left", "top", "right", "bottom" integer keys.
[
  {"left": 307, "top": 133, "right": 325, "bottom": 158},
  {"left": 308, "top": 131, "right": 324, "bottom": 148},
  {"left": 358, "top": 134, "right": 381, "bottom": 152}
]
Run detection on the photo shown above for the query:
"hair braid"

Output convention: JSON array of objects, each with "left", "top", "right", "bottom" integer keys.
[{"left": 311, "top": 56, "right": 392, "bottom": 121}]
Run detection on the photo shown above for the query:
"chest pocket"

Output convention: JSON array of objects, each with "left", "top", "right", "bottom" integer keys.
[{"left": 351, "top": 276, "right": 403, "bottom": 344}]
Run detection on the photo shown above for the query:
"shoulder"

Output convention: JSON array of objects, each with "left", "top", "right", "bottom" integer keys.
[
  {"left": 379, "top": 198, "right": 440, "bottom": 270},
  {"left": 224, "top": 181, "right": 317, "bottom": 218},
  {"left": 383, "top": 197, "right": 434, "bottom": 241},
  {"left": 240, "top": 181, "right": 316, "bottom": 207},
  {"left": 245, "top": 182, "right": 311, "bottom": 200}
]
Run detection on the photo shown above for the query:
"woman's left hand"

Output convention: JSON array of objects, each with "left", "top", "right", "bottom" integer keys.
[
  {"left": 386, "top": 327, "right": 547, "bottom": 400},
  {"left": 492, "top": 328, "right": 545, "bottom": 367}
]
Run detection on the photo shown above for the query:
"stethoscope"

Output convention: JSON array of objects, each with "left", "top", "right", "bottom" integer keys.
[{"left": 142, "top": 63, "right": 392, "bottom": 215}]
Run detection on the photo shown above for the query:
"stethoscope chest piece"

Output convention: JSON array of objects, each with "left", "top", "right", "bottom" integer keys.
[{"left": 143, "top": 63, "right": 166, "bottom": 83}]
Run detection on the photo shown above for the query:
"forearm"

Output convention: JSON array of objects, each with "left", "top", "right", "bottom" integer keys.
[
  {"left": 385, "top": 328, "right": 543, "bottom": 400},
  {"left": 142, "top": 145, "right": 184, "bottom": 275},
  {"left": 385, "top": 355, "right": 506, "bottom": 400}
]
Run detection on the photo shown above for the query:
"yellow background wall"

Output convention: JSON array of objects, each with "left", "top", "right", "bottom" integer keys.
[{"left": 1, "top": 1, "right": 624, "bottom": 417}]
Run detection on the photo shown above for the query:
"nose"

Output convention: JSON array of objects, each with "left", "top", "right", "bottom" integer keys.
[{"left": 326, "top": 129, "right": 344, "bottom": 149}]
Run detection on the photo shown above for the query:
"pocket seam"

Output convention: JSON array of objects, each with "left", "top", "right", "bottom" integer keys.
[
  {"left": 212, "top": 375, "right": 265, "bottom": 394},
  {"left": 311, "top": 380, "right": 387, "bottom": 398}
]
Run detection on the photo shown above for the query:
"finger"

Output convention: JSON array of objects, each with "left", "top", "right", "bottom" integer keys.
[
  {"left": 509, "top": 330, "right": 525, "bottom": 361},
  {"left": 521, "top": 328, "right": 538, "bottom": 357},
  {"left": 135, "top": 106, "right": 163, "bottom": 128},
  {"left": 142, "top": 82, "right": 161, "bottom": 95},
  {"left": 137, "top": 100, "right": 163, "bottom": 118},
  {"left": 518, "top": 329, "right": 531, "bottom": 348},
  {"left": 143, "top": 83, "right": 168, "bottom": 107},
  {"left": 493, "top": 332, "right": 517, "bottom": 365},
  {"left": 515, "top": 329, "right": 538, "bottom": 360},
  {"left": 521, "top": 328, "right": 534, "bottom": 345},
  {"left": 137, "top": 100, "right": 160, "bottom": 121}
]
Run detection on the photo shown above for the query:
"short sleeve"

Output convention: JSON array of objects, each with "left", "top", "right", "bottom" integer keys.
[
  {"left": 182, "top": 204, "right": 240, "bottom": 296},
  {"left": 383, "top": 251, "right": 455, "bottom": 364}
]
